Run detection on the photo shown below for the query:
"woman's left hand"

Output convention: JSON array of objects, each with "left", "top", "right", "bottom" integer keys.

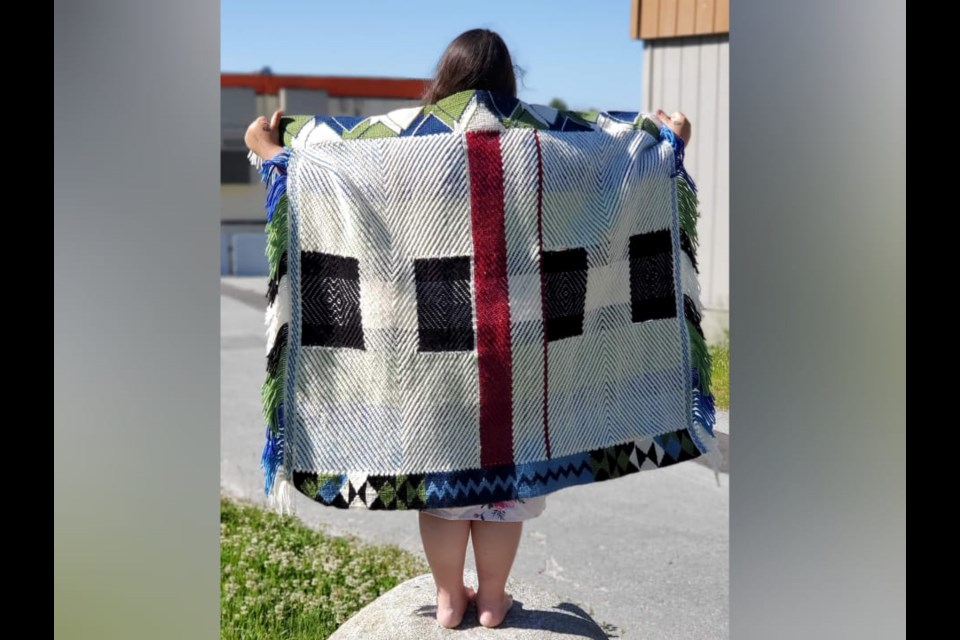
[
  {"left": 655, "top": 110, "right": 692, "bottom": 146},
  {"left": 244, "top": 109, "right": 285, "bottom": 160}
]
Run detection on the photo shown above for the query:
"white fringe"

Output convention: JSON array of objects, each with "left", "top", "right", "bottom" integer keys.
[
  {"left": 265, "top": 277, "right": 291, "bottom": 355},
  {"left": 268, "top": 466, "right": 296, "bottom": 516},
  {"left": 705, "top": 445, "right": 723, "bottom": 488},
  {"left": 247, "top": 149, "right": 263, "bottom": 170},
  {"left": 691, "top": 421, "right": 724, "bottom": 488}
]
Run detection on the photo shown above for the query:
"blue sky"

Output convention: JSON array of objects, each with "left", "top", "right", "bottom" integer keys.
[{"left": 221, "top": 0, "right": 645, "bottom": 111}]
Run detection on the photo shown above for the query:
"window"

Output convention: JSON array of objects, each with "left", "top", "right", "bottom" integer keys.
[{"left": 221, "top": 150, "right": 252, "bottom": 184}]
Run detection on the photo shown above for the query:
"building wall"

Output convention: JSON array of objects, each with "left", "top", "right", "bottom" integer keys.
[
  {"left": 221, "top": 87, "right": 257, "bottom": 145},
  {"left": 223, "top": 89, "right": 421, "bottom": 224},
  {"left": 643, "top": 34, "right": 729, "bottom": 339},
  {"left": 220, "top": 86, "right": 421, "bottom": 274},
  {"left": 631, "top": 0, "right": 729, "bottom": 39}
]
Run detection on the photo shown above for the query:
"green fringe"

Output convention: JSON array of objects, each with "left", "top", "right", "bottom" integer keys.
[
  {"left": 677, "top": 175, "right": 699, "bottom": 250},
  {"left": 688, "top": 320, "right": 712, "bottom": 395},
  {"left": 266, "top": 195, "right": 288, "bottom": 281},
  {"left": 261, "top": 155, "right": 290, "bottom": 445},
  {"left": 262, "top": 365, "right": 286, "bottom": 435},
  {"left": 673, "top": 157, "right": 710, "bottom": 402}
]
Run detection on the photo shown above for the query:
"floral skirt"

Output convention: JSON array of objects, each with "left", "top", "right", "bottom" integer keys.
[{"left": 420, "top": 495, "right": 547, "bottom": 522}]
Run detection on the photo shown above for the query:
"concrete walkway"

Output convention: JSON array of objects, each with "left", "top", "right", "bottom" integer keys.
[{"left": 221, "top": 277, "right": 729, "bottom": 640}]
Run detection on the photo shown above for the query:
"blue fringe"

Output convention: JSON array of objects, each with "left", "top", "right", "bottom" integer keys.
[
  {"left": 259, "top": 149, "right": 292, "bottom": 495},
  {"left": 691, "top": 368, "right": 716, "bottom": 437},
  {"left": 259, "top": 149, "right": 291, "bottom": 223},
  {"left": 261, "top": 404, "right": 285, "bottom": 494},
  {"left": 258, "top": 149, "right": 290, "bottom": 183},
  {"left": 659, "top": 125, "right": 698, "bottom": 194}
]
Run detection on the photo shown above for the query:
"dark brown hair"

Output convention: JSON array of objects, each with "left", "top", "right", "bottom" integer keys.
[{"left": 422, "top": 29, "right": 518, "bottom": 105}]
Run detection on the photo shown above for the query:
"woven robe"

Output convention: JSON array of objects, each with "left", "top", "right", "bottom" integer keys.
[{"left": 254, "top": 89, "right": 720, "bottom": 512}]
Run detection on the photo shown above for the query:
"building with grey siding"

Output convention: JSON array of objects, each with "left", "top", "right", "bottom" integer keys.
[
  {"left": 220, "top": 72, "right": 426, "bottom": 275},
  {"left": 632, "top": 0, "right": 729, "bottom": 342}
]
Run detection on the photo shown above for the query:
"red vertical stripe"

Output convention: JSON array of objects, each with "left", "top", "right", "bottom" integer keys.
[
  {"left": 533, "top": 131, "right": 552, "bottom": 459},
  {"left": 466, "top": 131, "right": 515, "bottom": 468}
]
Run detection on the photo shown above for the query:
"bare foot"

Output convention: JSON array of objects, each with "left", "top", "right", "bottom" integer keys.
[
  {"left": 435, "top": 584, "right": 477, "bottom": 629},
  {"left": 476, "top": 590, "right": 514, "bottom": 628}
]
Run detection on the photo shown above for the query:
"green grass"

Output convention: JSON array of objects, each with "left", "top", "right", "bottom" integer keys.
[
  {"left": 709, "top": 340, "right": 730, "bottom": 410},
  {"left": 220, "top": 498, "right": 427, "bottom": 640},
  {"left": 222, "top": 339, "right": 730, "bottom": 637}
]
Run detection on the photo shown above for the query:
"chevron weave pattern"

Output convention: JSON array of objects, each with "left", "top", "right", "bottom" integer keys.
[{"left": 255, "top": 89, "right": 719, "bottom": 511}]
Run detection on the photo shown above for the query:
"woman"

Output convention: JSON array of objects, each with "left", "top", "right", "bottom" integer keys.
[{"left": 245, "top": 28, "right": 693, "bottom": 630}]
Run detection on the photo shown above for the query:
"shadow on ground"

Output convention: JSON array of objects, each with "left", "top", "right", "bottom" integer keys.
[{"left": 415, "top": 599, "right": 620, "bottom": 638}]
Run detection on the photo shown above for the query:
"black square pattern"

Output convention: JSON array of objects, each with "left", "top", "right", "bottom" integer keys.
[
  {"left": 629, "top": 230, "right": 678, "bottom": 322},
  {"left": 300, "top": 251, "right": 365, "bottom": 349},
  {"left": 542, "top": 248, "right": 588, "bottom": 342},
  {"left": 414, "top": 256, "right": 474, "bottom": 352}
]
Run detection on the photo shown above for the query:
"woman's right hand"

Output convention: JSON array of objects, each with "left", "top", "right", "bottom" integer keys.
[{"left": 244, "top": 109, "right": 285, "bottom": 161}]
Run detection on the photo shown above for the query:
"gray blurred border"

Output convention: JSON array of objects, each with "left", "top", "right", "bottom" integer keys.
[
  {"left": 55, "top": 1, "right": 220, "bottom": 638},
  {"left": 730, "top": 1, "right": 905, "bottom": 638}
]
